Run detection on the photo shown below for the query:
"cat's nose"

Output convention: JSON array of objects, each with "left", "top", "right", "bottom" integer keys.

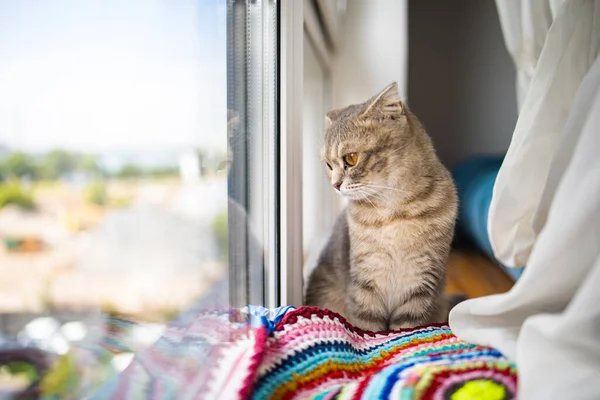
[{"left": 333, "top": 182, "right": 341, "bottom": 191}]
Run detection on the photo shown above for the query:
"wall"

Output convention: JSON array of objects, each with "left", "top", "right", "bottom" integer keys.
[
  {"left": 332, "top": 0, "right": 408, "bottom": 108},
  {"left": 408, "top": 0, "right": 518, "bottom": 168},
  {"left": 331, "top": 0, "right": 516, "bottom": 168}
]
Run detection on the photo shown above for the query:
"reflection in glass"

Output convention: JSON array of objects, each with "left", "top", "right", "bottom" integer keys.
[{"left": 0, "top": 0, "right": 229, "bottom": 397}]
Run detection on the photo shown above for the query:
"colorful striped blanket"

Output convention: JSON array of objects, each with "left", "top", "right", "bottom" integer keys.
[
  {"left": 252, "top": 307, "right": 516, "bottom": 400},
  {"left": 48, "top": 306, "right": 517, "bottom": 399}
]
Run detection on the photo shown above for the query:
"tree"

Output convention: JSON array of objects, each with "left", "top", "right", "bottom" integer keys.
[
  {"left": 80, "top": 154, "right": 102, "bottom": 175},
  {"left": 0, "top": 181, "right": 36, "bottom": 210},
  {"left": 115, "top": 164, "right": 144, "bottom": 179},
  {"left": 39, "top": 150, "right": 77, "bottom": 180},
  {"left": 84, "top": 182, "right": 108, "bottom": 206},
  {"left": 0, "top": 152, "right": 38, "bottom": 180},
  {"left": 148, "top": 166, "right": 179, "bottom": 178}
]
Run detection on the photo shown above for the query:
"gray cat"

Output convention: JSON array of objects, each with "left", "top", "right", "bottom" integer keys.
[{"left": 304, "top": 82, "right": 458, "bottom": 332}]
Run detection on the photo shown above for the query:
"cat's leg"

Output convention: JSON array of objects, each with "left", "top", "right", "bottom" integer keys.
[
  {"left": 305, "top": 263, "right": 348, "bottom": 317},
  {"left": 388, "top": 289, "right": 444, "bottom": 330},
  {"left": 346, "top": 279, "right": 388, "bottom": 332}
]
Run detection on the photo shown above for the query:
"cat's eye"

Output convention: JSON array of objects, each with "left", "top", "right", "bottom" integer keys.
[
  {"left": 326, "top": 162, "right": 332, "bottom": 170},
  {"left": 343, "top": 153, "right": 358, "bottom": 167}
]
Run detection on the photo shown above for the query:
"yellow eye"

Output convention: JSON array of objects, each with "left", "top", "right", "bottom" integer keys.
[{"left": 344, "top": 153, "right": 358, "bottom": 167}]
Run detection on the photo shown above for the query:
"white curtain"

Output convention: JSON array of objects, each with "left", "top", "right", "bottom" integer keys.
[
  {"left": 488, "top": 0, "right": 600, "bottom": 268},
  {"left": 450, "top": 1, "right": 600, "bottom": 398},
  {"left": 495, "top": 0, "right": 555, "bottom": 109}
]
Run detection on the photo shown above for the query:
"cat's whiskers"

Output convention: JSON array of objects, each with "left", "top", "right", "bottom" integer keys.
[
  {"left": 356, "top": 190, "right": 385, "bottom": 218},
  {"left": 363, "top": 183, "right": 407, "bottom": 193},
  {"left": 349, "top": 185, "right": 389, "bottom": 215},
  {"left": 345, "top": 183, "right": 386, "bottom": 202},
  {"left": 356, "top": 185, "right": 389, "bottom": 204}
]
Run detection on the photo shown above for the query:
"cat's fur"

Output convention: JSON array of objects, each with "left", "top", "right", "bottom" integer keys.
[{"left": 304, "top": 82, "right": 458, "bottom": 332}]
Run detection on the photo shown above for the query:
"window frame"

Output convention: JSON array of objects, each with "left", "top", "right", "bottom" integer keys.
[
  {"left": 278, "top": 0, "right": 339, "bottom": 307},
  {"left": 278, "top": 0, "right": 304, "bottom": 307},
  {"left": 227, "top": 0, "right": 279, "bottom": 308},
  {"left": 227, "top": 0, "right": 339, "bottom": 308}
]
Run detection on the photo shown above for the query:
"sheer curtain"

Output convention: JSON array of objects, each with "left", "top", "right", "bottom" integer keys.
[
  {"left": 450, "top": 1, "right": 600, "bottom": 398},
  {"left": 489, "top": 0, "right": 600, "bottom": 268}
]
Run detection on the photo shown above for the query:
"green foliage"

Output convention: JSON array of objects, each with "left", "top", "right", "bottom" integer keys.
[
  {"left": 113, "top": 164, "right": 180, "bottom": 180},
  {"left": 0, "top": 152, "right": 39, "bottom": 180},
  {"left": 0, "top": 150, "right": 105, "bottom": 182},
  {"left": 0, "top": 149, "right": 185, "bottom": 183},
  {"left": 80, "top": 154, "right": 102, "bottom": 174},
  {"left": 115, "top": 164, "right": 144, "bottom": 179},
  {"left": 211, "top": 212, "right": 228, "bottom": 263},
  {"left": 39, "top": 150, "right": 78, "bottom": 180},
  {"left": 1, "top": 361, "right": 39, "bottom": 384},
  {"left": 40, "top": 353, "right": 78, "bottom": 397},
  {"left": 84, "top": 182, "right": 108, "bottom": 206},
  {"left": 0, "top": 181, "right": 36, "bottom": 210},
  {"left": 111, "top": 196, "right": 132, "bottom": 208},
  {"left": 148, "top": 166, "right": 179, "bottom": 178}
]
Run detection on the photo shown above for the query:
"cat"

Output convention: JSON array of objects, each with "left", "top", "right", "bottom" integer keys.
[{"left": 304, "top": 82, "right": 458, "bottom": 332}]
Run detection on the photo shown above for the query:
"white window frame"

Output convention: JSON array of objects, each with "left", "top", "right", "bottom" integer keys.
[
  {"left": 278, "top": 0, "right": 339, "bottom": 307},
  {"left": 278, "top": 0, "right": 304, "bottom": 307}
]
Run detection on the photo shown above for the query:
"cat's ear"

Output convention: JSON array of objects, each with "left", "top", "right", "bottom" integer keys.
[
  {"left": 361, "top": 82, "right": 405, "bottom": 119},
  {"left": 325, "top": 108, "right": 343, "bottom": 129}
]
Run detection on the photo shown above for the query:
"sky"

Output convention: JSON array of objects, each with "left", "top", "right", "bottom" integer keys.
[{"left": 0, "top": 0, "right": 227, "bottom": 156}]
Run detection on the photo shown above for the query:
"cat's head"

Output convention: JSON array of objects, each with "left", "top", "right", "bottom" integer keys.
[{"left": 321, "top": 82, "right": 416, "bottom": 202}]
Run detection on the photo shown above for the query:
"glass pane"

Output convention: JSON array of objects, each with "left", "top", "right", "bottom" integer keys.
[
  {"left": 0, "top": 0, "right": 231, "bottom": 396},
  {"left": 227, "top": 0, "right": 278, "bottom": 307}
]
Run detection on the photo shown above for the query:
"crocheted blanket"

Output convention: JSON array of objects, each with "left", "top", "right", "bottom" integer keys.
[
  {"left": 60, "top": 306, "right": 516, "bottom": 399},
  {"left": 252, "top": 307, "right": 516, "bottom": 400}
]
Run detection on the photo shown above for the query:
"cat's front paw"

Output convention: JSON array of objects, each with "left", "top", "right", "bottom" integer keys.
[
  {"left": 388, "top": 320, "right": 422, "bottom": 331},
  {"left": 349, "top": 315, "right": 388, "bottom": 333}
]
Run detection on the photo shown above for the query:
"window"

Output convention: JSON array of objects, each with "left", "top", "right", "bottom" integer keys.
[
  {"left": 226, "top": 0, "right": 279, "bottom": 308},
  {"left": 0, "top": 0, "right": 350, "bottom": 396},
  {"left": 0, "top": 0, "right": 257, "bottom": 396}
]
